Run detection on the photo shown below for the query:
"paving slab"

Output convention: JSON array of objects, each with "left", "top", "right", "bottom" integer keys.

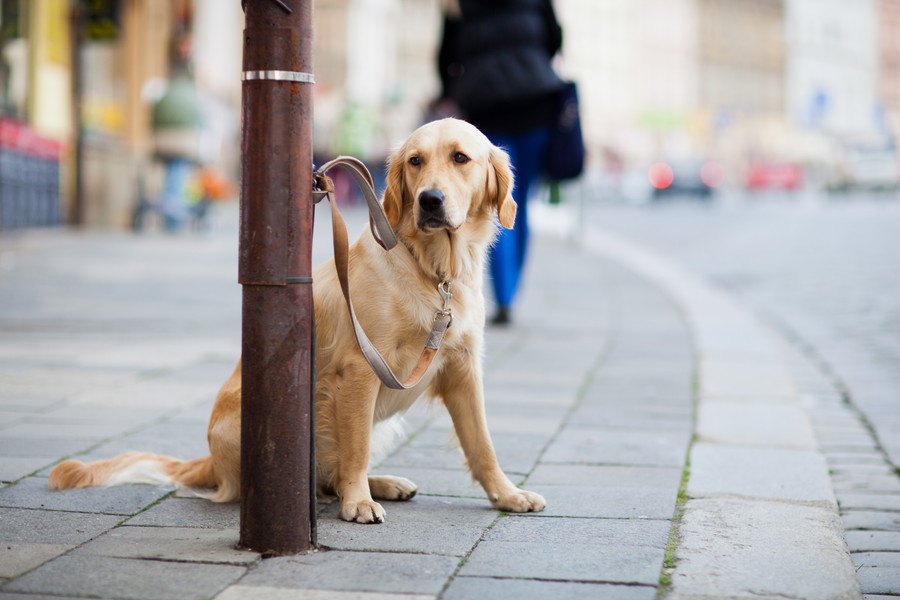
[
  {"left": 459, "top": 540, "right": 664, "bottom": 585},
  {"left": 382, "top": 430, "right": 547, "bottom": 475},
  {"left": 484, "top": 514, "right": 670, "bottom": 547},
  {"left": 541, "top": 428, "right": 690, "bottom": 467},
  {"left": 0, "top": 437, "right": 98, "bottom": 459},
  {"left": 316, "top": 495, "right": 495, "bottom": 556},
  {"left": 696, "top": 402, "right": 816, "bottom": 449},
  {"left": 687, "top": 442, "right": 835, "bottom": 503},
  {"left": 481, "top": 382, "right": 580, "bottom": 408},
  {"left": 460, "top": 516, "right": 670, "bottom": 584},
  {"left": 71, "top": 420, "right": 211, "bottom": 461},
  {"left": 828, "top": 453, "right": 889, "bottom": 467},
  {"left": 0, "top": 476, "right": 173, "bottom": 515},
  {"left": 443, "top": 576, "right": 656, "bottom": 600},
  {"left": 853, "top": 552, "right": 900, "bottom": 568},
  {"left": 4, "top": 554, "right": 246, "bottom": 600},
  {"left": 0, "top": 412, "right": 26, "bottom": 429},
  {"left": 237, "top": 551, "right": 459, "bottom": 596},
  {"left": 33, "top": 403, "right": 174, "bottom": 427},
  {"left": 832, "top": 474, "right": 900, "bottom": 494},
  {"left": 428, "top": 406, "right": 566, "bottom": 436},
  {"left": 216, "top": 587, "right": 435, "bottom": 600},
  {"left": 580, "top": 379, "right": 692, "bottom": 406},
  {"left": 0, "top": 212, "right": 756, "bottom": 598},
  {"left": 124, "top": 496, "right": 239, "bottom": 528},
  {"left": 846, "top": 531, "right": 900, "bottom": 552},
  {"left": 379, "top": 443, "right": 467, "bottom": 471},
  {"left": 74, "top": 525, "right": 259, "bottom": 564},
  {"left": 841, "top": 511, "right": 900, "bottom": 532},
  {"left": 699, "top": 359, "right": 796, "bottom": 400},
  {"left": 671, "top": 497, "right": 860, "bottom": 600},
  {"left": 0, "top": 543, "right": 71, "bottom": 579},
  {"left": 563, "top": 406, "right": 693, "bottom": 432},
  {"left": 0, "top": 420, "right": 134, "bottom": 441},
  {"left": 369, "top": 466, "right": 482, "bottom": 498},
  {"left": 0, "top": 457, "right": 56, "bottom": 483},
  {"left": 822, "top": 442, "right": 881, "bottom": 454},
  {"left": 523, "top": 484, "right": 677, "bottom": 520},
  {"left": 0, "top": 507, "right": 121, "bottom": 544},
  {"left": 856, "top": 566, "right": 900, "bottom": 596},
  {"left": 527, "top": 464, "right": 683, "bottom": 488},
  {"left": 838, "top": 494, "right": 900, "bottom": 512},
  {"left": 0, "top": 593, "right": 77, "bottom": 600},
  {"left": 831, "top": 464, "right": 897, "bottom": 477}
]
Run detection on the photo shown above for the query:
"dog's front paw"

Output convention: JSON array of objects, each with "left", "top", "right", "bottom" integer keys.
[
  {"left": 339, "top": 498, "right": 386, "bottom": 524},
  {"left": 492, "top": 489, "right": 546, "bottom": 513}
]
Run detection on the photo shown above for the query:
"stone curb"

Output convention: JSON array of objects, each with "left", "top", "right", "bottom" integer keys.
[{"left": 534, "top": 210, "right": 861, "bottom": 599}]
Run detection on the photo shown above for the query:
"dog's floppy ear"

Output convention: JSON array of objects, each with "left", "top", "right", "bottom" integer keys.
[
  {"left": 382, "top": 151, "right": 405, "bottom": 228},
  {"left": 488, "top": 146, "right": 517, "bottom": 229}
]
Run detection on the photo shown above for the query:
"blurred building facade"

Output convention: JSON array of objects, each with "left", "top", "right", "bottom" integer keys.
[
  {"left": 785, "top": 0, "right": 879, "bottom": 137},
  {"left": 2, "top": 0, "right": 899, "bottom": 230},
  {"left": 312, "top": 0, "right": 441, "bottom": 162},
  {"left": 554, "top": 0, "right": 700, "bottom": 165},
  {"left": 879, "top": 0, "right": 900, "bottom": 131},
  {"left": 0, "top": 0, "right": 243, "bottom": 230}
]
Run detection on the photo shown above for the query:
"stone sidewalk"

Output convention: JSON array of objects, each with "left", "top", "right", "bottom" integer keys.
[{"left": 0, "top": 202, "right": 880, "bottom": 599}]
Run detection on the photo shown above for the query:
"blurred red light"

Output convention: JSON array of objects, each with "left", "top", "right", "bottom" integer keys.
[
  {"left": 649, "top": 162, "right": 674, "bottom": 189},
  {"left": 701, "top": 161, "right": 725, "bottom": 188}
]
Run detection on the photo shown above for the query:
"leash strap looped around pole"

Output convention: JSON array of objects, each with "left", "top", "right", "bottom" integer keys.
[{"left": 313, "top": 157, "right": 451, "bottom": 390}]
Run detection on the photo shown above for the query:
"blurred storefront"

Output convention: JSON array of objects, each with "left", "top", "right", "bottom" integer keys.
[
  {"left": 0, "top": 0, "right": 242, "bottom": 231},
  {"left": 0, "top": 0, "right": 67, "bottom": 230}
]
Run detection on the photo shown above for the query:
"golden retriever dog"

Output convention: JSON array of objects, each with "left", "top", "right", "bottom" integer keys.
[{"left": 49, "top": 118, "right": 546, "bottom": 523}]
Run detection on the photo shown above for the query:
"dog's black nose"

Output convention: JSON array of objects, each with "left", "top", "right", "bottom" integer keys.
[{"left": 418, "top": 189, "right": 445, "bottom": 213}]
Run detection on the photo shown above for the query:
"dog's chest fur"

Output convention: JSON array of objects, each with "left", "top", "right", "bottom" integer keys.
[{"left": 371, "top": 275, "right": 483, "bottom": 424}]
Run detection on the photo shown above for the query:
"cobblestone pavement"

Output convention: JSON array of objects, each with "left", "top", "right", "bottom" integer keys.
[
  {"left": 575, "top": 193, "right": 900, "bottom": 598},
  {"left": 0, "top": 196, "right": 883, "bottom": 599},
  {"left": 0, "top": 204, "right": 694, "bottom": 599}
]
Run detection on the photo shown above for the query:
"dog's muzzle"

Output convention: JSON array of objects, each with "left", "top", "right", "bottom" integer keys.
[{"left": 417, "top": 189, "right": 451, "bottom": 230}]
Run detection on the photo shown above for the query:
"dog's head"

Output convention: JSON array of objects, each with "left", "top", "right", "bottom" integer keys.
[{"left": 382, "top": 118, "right": 516, "bottom": 236}]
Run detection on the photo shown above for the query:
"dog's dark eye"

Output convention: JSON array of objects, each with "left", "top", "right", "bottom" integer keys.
[
  {"left": 409, "top": 156, "right": 422, "bottom": 167},
  {"left": 453, "top": 152, "right": 470, "bottom": 164}
]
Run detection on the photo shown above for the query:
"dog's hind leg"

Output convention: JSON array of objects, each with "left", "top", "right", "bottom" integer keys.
[{"left": 368, "top": 475, "right": 417, "bottom": 501}]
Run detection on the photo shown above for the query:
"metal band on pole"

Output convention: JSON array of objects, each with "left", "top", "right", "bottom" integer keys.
[{"left": 242, "top": 70, "right": 315, "bottom": 84}]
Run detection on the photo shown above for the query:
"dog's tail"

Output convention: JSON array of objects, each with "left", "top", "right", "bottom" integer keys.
[{"left": 48, "top": 452, "right": 229, "bottom": 500}]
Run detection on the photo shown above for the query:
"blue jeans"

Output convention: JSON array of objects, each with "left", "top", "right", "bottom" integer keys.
[
  {"left": 161, "top": 159, "right": 192, "bottom": 232},
  {"left": 484, "top": 128, "right": 550, "bottom": 308}
]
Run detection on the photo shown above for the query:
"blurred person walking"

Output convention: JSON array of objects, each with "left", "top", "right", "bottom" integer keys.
[
  {"left": 151, "top": 72, "right": 203, "bottom": 232},
  {"left": 438, "top": 0, "right": 566, "bottom": 325}
]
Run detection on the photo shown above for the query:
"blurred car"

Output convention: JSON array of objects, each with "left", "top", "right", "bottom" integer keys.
[
  {"left": 648, "top": 160, "right": 724, "bottom": 199},
  {"left": 828, "top": 144, "right": 900, "bottom": 192},
  {"left": 745, "top": 161, "right": 804, "bottom": 191}
]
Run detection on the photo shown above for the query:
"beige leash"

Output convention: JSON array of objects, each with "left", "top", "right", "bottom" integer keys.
[{"left": 313, "top": 157, "right": 453, "bottom": 390}]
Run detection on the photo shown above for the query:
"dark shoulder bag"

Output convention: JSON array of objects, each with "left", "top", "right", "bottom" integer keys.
[{"left": 545, "top": 81, "right": 585, "bottom": 182}]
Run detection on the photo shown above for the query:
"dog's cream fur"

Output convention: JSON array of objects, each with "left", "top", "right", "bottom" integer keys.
[{"left": 49, "top": 119, "right": 546, "bottom": 523}]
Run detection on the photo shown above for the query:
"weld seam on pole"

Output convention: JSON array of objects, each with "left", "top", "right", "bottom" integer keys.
[{"left": 242, "top": 70, "right": 315, "bottom": 84}]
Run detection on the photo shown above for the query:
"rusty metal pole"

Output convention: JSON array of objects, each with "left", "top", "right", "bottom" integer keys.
[{"left": 238, "top": 0, "right": 316, "bottom": 555}]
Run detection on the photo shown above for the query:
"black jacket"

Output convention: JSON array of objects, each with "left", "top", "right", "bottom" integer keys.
[{"left": 439, "top": 0, "right": 565, "bottom": 133}]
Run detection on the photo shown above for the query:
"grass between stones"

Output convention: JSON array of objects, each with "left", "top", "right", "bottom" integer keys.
[{"left": 655, "top": 369, "right": 699, "bottom": 598}]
